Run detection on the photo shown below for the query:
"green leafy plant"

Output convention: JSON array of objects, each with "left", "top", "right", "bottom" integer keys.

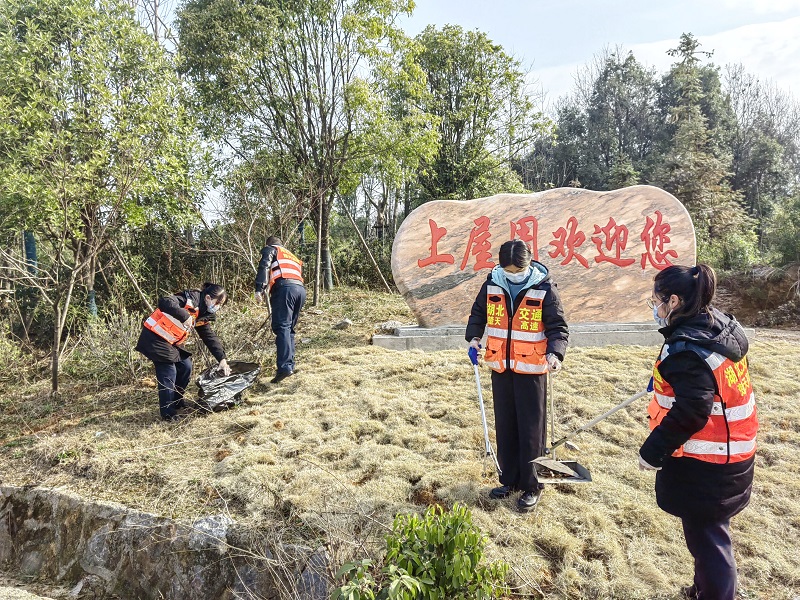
[{"left": 333, "top": 504, "right": 509, "bottom": 600}]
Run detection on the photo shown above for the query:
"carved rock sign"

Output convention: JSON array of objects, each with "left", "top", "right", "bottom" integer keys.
[{"left": 391, "top": 185, "right": 696, "bottom": 328}]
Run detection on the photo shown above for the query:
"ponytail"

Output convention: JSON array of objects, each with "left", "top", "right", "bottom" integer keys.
[{"left": 653, "top": 263, "right": 716, "bottom": 322}]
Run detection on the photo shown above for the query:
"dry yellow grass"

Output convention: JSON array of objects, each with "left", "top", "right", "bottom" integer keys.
[{"left": 1, "top": 289, "right": 799, "bottom": 599}]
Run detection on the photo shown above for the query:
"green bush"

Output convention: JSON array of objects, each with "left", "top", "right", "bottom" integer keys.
[{"left": 333, "top": 504, "right": 509, "bottom": 600}]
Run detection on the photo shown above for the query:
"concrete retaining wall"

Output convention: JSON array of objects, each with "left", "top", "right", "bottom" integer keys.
[{"left": 0, "top": 486, "right": 329, "bottom": 600}]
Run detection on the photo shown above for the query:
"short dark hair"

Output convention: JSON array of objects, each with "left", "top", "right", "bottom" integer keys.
[
  {"left": 653, "top": 264, "right": 716, "bottom": 322},
  {"left": 498, "top": 239, "right": 532, "bottom": 269},
  {"left": 202, "top": 282, "right": 228, "bottom": 306},
  {"left": 266, "top": 236, "right": 282, "bottom": 247}
]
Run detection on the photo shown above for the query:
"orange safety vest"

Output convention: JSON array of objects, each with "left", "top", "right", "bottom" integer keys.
[
  {"left": 482, "top": 284, "right": 549, "bottom": 375},
  {"left": 143, "top": 298, "right": 199, "bottom": 346},
  {"left": 268, "top": 247, "right": 304, "bottom": 291},
  {"left": 648, "top": 343, "right": 758, "bottom": 464}
]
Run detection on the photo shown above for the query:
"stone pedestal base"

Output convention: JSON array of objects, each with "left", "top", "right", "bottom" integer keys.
[{"left": 372, "top": 323, "right": 756, "bottom": 351}]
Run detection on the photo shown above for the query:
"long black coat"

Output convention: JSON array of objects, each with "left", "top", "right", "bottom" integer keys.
[
  {"left": 135, "top": 289, "right": 226, "bottom": 364},
  {"left": 639, "top": 307, "right": 755, "bottom": 521}
]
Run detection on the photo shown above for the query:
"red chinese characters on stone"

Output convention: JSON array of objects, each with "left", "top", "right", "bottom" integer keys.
[
  {"left": 510, "top": 216, "right": 539, "bottom": 261},
  {"left": 417, "top": 219, "right": 455, "bottom": 268},
  {"left": 640, "top": 210, "right": 678, "bottom": 271},
  {"left": 548, "top": 216, "right": 589, "bottom": 268},
  {"left": 460, "top": 216, "right": 496, "bottom": 271},
  {"left": 591, "top": 217, "right": 636, "bottom": 267}
]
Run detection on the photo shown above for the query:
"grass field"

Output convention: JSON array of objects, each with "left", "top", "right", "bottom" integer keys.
[{"left": 1, "top": 289, "right": 799, "bottom": 599}]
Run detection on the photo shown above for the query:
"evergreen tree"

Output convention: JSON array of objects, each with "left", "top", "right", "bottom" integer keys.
[{"left": 654, "top": 34, "right": 756, "bottom": 268}]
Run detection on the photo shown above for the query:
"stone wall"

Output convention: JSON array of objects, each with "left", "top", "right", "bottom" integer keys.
[{"left": 1, "top": 486, "right": 329, "bottom": 599}]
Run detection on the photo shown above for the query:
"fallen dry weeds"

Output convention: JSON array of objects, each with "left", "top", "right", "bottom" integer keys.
[{"left": 1, "top": 290, "right": 799, "bottom": 599}]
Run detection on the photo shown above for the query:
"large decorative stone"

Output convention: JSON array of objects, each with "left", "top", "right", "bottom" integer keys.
[{"left": 392, "top": 185, "right": 696, "bottom": 327}]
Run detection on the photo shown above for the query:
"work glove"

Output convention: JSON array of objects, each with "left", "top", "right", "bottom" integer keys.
[
  {"left": 254, "top": 291, "right": 264, "bottom": 303},
  {"left": 468, "top": 338, "right": 481, "bottom": 366},
  {"left": 218, "top": 359, "right": 232, "bottom": 377},
  {"left": 546, "top": 353, "right": 562, "bottom": 373},
  {"left": 638, "top": 454, "right": 661, "bottom": 471},
  {"left": 182, "top": 315, "right": 194, "bottom": 330}
]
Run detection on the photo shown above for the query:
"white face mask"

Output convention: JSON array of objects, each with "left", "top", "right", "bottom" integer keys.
[{"left": 504, "top": 268, "right": 529, "bottom": 284}]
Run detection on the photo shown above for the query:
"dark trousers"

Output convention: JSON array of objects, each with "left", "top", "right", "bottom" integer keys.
[
  {"left": 271, "top": 282, "right": 306, "bottom": 374},
  {"left": 153, "top": 357, "right": 192, "bottom": 419},
  {"left": 491, "top": 369, "right": 547, "bottom": 492},
  {"left": 682, "top": 518, "right": 737, "bottom": 600}
]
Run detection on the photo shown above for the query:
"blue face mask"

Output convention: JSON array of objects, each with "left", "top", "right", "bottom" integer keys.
[
  {"left": 653, "top": 302, "right": 669, "bottom": 327},
  {"left": 206, "top": 297, "right": 221, "bottom": 314}
]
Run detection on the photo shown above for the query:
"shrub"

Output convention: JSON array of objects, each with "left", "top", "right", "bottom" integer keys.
[
  {"left": 62, "top": 310, "right": 148, "bottom": 384},
  {"left": 333, "top": 504, "right": 510, "bottom": 600}
]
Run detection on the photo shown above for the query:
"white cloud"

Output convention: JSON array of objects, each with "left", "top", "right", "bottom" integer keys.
[
  {"left": 719, "top": 0, "right": 800, "bottom": 13},
  {"left": 535, "top": 16, "right": 800, "bottom": 104}
]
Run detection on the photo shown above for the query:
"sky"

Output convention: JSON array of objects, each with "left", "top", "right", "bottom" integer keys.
[{"left": 399, "top": 0, "right": 800, "bottom": 106}]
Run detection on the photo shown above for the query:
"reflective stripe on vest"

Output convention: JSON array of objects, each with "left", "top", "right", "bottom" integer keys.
[
  {"left": 143, "top": 298, "right": 198, "bottom": 345},
  {"left": 268, "top": 247, "right": 304, "bottom": 291},
  {"left": 648, "top": 344, "right": 758, "bottom": 464},
  {"left": 484, "top": 284, "right": 549, "bottom": 374},
  {"left": 654, "top": 390, "right": 756, "bottom": 423}
]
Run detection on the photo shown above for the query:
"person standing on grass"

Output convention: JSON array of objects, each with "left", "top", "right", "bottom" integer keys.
[
  {"left": 254, "top": 236, "right": 306, "bottom": 384},
  {"left": 465, "top": 239, "right": 569, "bottom": 512},
  {"left": 639, "top": 264, "right": 758, "bottom": 600},
  {"left": 135, "top": 283, "right": 231, "bottom": 422}
]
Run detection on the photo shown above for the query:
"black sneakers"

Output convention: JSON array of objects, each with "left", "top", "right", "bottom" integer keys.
[
  {"left": 489, "top": 486, "right": 544, "bottom": 511},
  {"left": 488, "top": 485, "right": 516, "bottom": 499},
  {"left": 517, "top": 488, "right": 544, "bottom": 512},
  {"left": 270, "top": 371, "right": 295, "bottom": 384}
]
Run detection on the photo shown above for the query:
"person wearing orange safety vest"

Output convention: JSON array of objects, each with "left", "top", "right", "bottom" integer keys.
[
  {"left": 254, "top": 236, "right": 306, "bottom": 383},
  {"left": 135, "top": 284, "right": 231, "bottom": 421},
  {"left": 639, "top": 264, "right": 757, "bottom": 600},
  {"left": 466, "top": 240, "right": 569, "bottom": 512}
]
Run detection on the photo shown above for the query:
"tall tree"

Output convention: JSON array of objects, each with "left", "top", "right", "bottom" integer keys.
[
  {"left": 724, "top": 64, "right": 800, "bottom": 250},
  {"left": 0, "top": 0, "right": 205, "bottom": 393},
  {"left": 414, "top": 24, "right": 546, "bottom": 202},
  {"left": 177, "top": 0, "right": 421, "bottom": 301},
  {"left": 547, "top": 48, "right": 660, "bottom": 191},
  {"left": 654, "top": 33, "right": 756, "bottom": 267}
]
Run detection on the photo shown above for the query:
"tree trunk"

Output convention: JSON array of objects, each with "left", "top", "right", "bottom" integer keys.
[
  {"left": 87, "top": 253, "right": 98, "bottom": 318},
  {"left": 50, "top": 268, "right": 80, "bottom": 395},
  {"left": 313, "top": 196, "right": 323, "bottom": 306},
  {"left": 321, "top": 196, "right": 333, "bottom": 291},
  {"left": 403, "top": 182, "right": 413, "bottom": 219},
  {"left": 51, "top": 303, "right": 61, "bottom": 395}
]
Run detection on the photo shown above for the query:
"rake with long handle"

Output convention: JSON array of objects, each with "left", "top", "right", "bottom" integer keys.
[
  {"left": 533, "top": 378, "right": 653, "bottom": 483},
  {"left": 545, "top": 388, "right": 651, "bottom": 455}
]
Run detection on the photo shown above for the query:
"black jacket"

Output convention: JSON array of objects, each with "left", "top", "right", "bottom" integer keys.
[
  {"left": 254, "top": 245, "right": 278, "bottom": 293},
  {"left": 255, "top": 245, "right": 305, "bottom": 294},
  {"left": 640, "top": 307, "right": 755, "bottom": 521},
  {"left": 465, "top": 261, "right": 569, "bottom": 362},
  {"left": 135, "top": 289, "right": 226, "bottom": 364}
]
